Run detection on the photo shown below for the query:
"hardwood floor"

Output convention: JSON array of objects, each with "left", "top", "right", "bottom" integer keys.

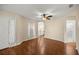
[
  {"left": 0, "top": 38, "right": 65, "bottom": 55},
  {"left": 66, "top": 42, "right": 78, "bottom": 55}
]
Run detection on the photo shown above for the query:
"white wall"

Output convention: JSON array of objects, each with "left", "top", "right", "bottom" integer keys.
[
  {"left": 0, "top": 16, "right": 9, "bottom": 49},
  {"left": 15, "top": 15, "right": 27, "bottom": 44}
]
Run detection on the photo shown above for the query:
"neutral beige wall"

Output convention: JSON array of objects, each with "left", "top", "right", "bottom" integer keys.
[
  {"left": 15, "top": 15, "right": 27, "bottom": 44},
  {"left": 44, "top": 19, "right": 65, "bottom": 42},
  {"left": 75, "top": 11, "right": 79, "bottom": 53}
]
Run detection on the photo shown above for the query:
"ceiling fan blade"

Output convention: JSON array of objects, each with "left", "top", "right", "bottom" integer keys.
[
  {"left": 47, "top": 17, "right": 50, "bottom": 20},
  {"left": 48, "top": 15, "right": 52, "bottom": 17}
]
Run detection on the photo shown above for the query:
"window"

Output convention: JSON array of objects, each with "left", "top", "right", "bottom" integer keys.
[
  {"left": 38, "top": 22, "right": 44, "bottom": 36},
  {"left": 8, "top": 17, "right": 16, "bottom": 46},
  {"left": 28, "top": 22, "right": 36, "bottom": 39},
  {"left": 64, "top": 20, "right": 76, "bottom": 42}
]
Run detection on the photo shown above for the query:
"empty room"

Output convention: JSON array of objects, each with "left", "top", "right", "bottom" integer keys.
[{"left": 0, "top": 4, "right": 79, "bottom": 55}]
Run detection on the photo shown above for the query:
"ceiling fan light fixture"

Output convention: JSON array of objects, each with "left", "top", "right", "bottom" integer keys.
[
  {"left": 42, "top": 16, "right": 50, "bottom": 20},
  {"left": 42, "top": 17, "right": 47, "bottom": 20}
]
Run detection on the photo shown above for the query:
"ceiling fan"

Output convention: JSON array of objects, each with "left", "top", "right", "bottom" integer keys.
[
  {"left": 39, "top": 4, "right": 74, "bottom": 20},
  {"left": 36, "top": 9, "right": 53, "bottom": 21},
  {"left": 41, "top": 13, "right": 53, "bottom": 20}
]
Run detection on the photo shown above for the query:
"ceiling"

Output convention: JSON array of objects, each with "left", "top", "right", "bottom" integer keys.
[{"left": 0, "top": 4, "right": 79, "bottom": 21}]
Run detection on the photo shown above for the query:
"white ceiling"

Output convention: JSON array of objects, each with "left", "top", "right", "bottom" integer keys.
[{"left": 0, "top": 4, "right": 79, "bottom": 21}]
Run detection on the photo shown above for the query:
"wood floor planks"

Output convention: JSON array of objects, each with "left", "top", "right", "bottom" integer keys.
[{"left": 0, "top": 38, "right": 77, "bottom": 55}]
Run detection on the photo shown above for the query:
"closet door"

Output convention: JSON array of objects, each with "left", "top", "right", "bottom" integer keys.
[{"left": 0, "top": 16, "right": 9, "bottom": 49}]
